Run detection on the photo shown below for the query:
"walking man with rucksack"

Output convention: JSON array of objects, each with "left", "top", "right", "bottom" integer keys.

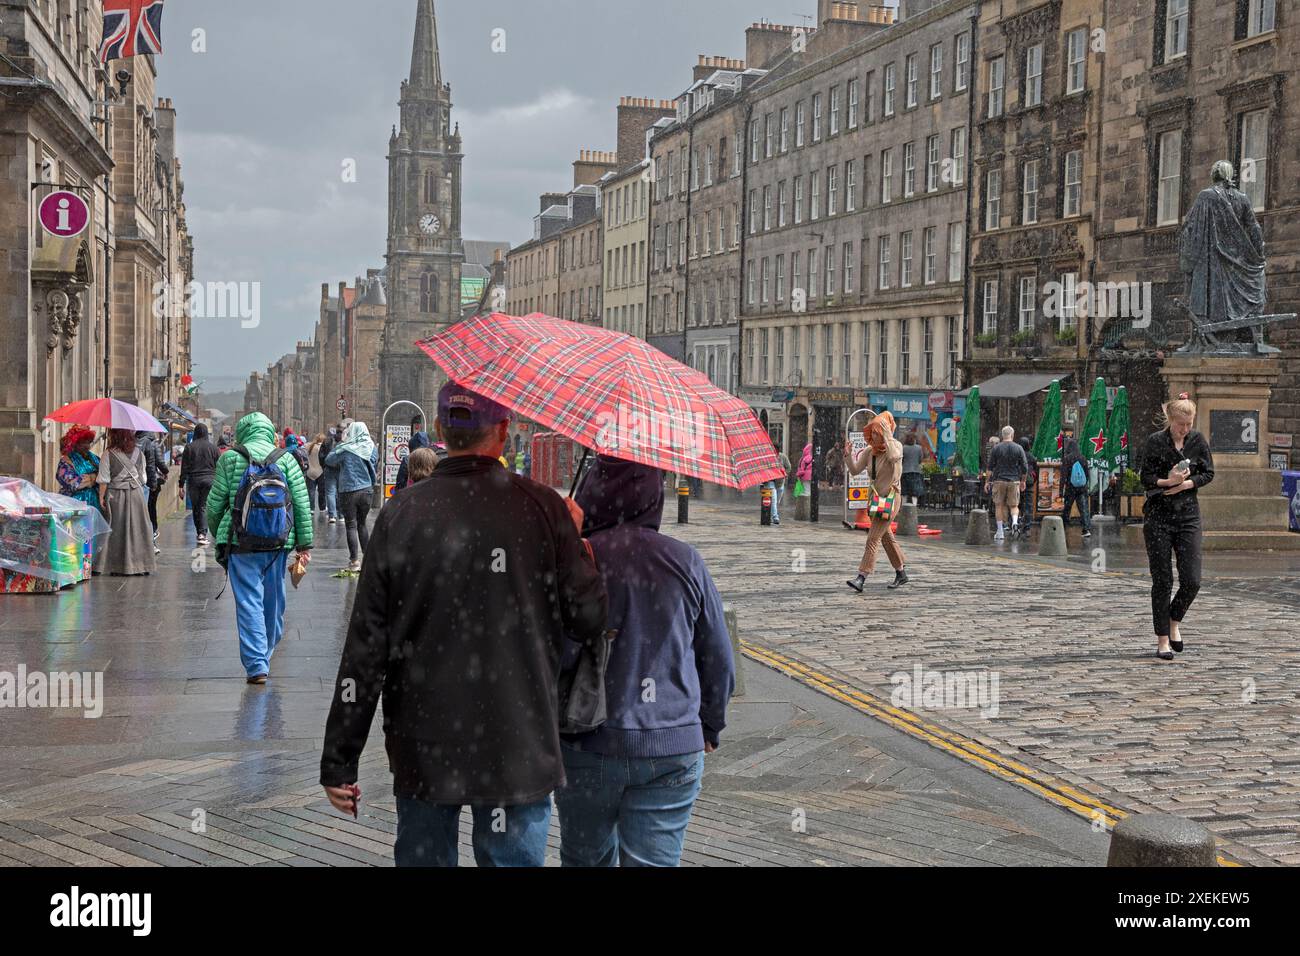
[
  {"left": 1060, "top": 424, "right": 1093, "bottom": 538},
  {"left": 208, "top": 412, "right": 315, "bottom": 684}
]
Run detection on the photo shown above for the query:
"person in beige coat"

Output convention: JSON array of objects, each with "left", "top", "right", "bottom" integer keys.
[{"left": 844, "top": 411, "right": 909, "bottom": 591}]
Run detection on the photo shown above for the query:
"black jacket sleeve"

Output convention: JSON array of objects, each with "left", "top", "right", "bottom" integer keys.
[
  {"left": 1139, "top": 434, "right": 1166, "bottom": 493},
  {"left": 1190, "top": 432, "right": 1215, "bottom": 490},
  {"left": 320, "top": 505, "right": 393, "bottom": 786}
]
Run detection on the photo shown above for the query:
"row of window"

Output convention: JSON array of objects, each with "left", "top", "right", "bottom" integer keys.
[
  {"left": 746, "top": 317, "right": 961, "bottom": 390},
  {"left": 605, "top": 239, "right": 648, "bottom": 290},
  {"left": 507, "top": 286, "right": 602, "bottom": 321},
  {"left": 984, "top": 26, "right": 1088, "bottom": 121},
  {"left": 1154, "top": 0, "right": 1275, "bottom": 67},
  {"left": 978, "top": 273, "right": 1080, "bottom": 338},
  {"left": 747, "top": 31, "right": 971, "bottom": 169},
  {"left": 605, "top": 179, "right": 649, "bottom": 229},
  {"left": 744, "top": 223, "right": 965, "bottom": 307}
]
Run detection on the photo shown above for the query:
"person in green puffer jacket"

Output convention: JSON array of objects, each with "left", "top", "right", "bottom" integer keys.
[{"left": 207, "top": 412, "right": 315, "bottom": 684}]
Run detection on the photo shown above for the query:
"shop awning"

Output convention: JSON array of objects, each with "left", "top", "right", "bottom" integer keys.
[{"left": 958, "top": 372, "right": 1071, "bottom": 400}]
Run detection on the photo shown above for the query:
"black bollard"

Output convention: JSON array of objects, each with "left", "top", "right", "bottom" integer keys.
[
  {"left": 677, "top": 481, "right": 689, "bottom": 524},
  {"left": 760, "top": 486, "right": 772, "bottom": 526},
  {"left": 810, "top": 472, "right": 820, "bottom": 523}
]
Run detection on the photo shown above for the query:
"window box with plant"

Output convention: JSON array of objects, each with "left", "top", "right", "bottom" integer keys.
[
  {"left": 1010, "top": 328, "right": 1036, "bottom": 347},
  {"left": 974, "top": 331, "right": 997, "bottom": 348},
  {"left": 1055, "top": 326, "right": 1077, "bottom": 346}
]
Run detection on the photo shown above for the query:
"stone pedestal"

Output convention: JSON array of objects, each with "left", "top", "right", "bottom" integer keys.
[{"left": 1160, "top": 355, "right": 1298, "bottom": 550}]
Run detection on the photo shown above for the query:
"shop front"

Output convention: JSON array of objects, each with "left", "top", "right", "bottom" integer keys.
[{"left": 868, "top": 390, "right": 963, "bottom": 467}]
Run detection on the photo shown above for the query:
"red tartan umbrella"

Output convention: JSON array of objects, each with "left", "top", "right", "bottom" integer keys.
[{"left": 417, "top": 313, "right": 785, "bottom": 489}]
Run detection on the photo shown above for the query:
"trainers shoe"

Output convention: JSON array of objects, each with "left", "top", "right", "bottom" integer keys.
[
  {"left": 1082, "top": 529, "right": 1092, "bottom": 538},
  {"left": 347, "top": 560, "right": 361, "bottom": 573},
  {"left": 993, "top": 531, "right": 1005, "bottom": 541}
]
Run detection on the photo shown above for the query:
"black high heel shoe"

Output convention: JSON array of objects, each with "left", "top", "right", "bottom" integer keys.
[
  {"left": 1170, "top": 623, "right": 1183, "bottom": 653},
  {"left": 1156, "top": 649, "right": 1174, "bottom": 661}
]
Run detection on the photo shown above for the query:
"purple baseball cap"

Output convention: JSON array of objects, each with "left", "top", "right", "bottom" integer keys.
[{"left": 438, "top": 381, "right": 512, "bottom": 429}]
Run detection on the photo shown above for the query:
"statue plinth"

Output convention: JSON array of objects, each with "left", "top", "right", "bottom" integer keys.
[{"left": 1160, "top": 354, "right": 1298, "bottom": 550}]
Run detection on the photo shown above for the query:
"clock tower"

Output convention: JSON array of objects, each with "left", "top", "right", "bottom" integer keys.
[{"left": 379, "top": 0, "right": 464, "bottom": 421}]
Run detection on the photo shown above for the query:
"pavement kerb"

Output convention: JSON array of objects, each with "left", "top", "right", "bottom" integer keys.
[{"left": 738, "top": 638, "right": 1245, "bottom": 867}]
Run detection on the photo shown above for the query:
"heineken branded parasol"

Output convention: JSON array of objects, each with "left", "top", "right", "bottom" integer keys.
[
  {"left": 955, "top": 385, "right": 981, "bottom": 474},
  {"left": 1104, "top": 385, "right": 1131, "bottom": 474},
  {"left": 1030, "top": 379, "right": 1063, "bottom": 463}
]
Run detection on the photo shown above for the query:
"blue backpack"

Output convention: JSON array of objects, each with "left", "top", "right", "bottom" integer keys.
[
  {"left": 1070, "top": 460, "right": 1087, "bottom": 488},
  {"left": 230, "top": 445, "right": 292, "bottom": 552}
]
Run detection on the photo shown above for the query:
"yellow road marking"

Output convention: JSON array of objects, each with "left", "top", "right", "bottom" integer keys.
[{"left": 739, "top": 639, "right": 1242, "bottom": 866}]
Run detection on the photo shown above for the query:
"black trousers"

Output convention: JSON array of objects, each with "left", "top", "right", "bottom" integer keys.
[
  {"left": 1062, "top": 485, "right": 1092, "bottom": 530},
  {"left": 1143, "top": 513, "right": 1202, "bottom": 636},
  {"left": 147, "top": 484, "right": 162, "bottom": 533},
  {"left": 187, "top": 478, "right": 213, "bottom": 538},
  {"left": 338, "top": 488, "right": 372, "bottom": 561}
]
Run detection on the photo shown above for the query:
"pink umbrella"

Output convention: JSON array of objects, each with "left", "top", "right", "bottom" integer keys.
[{"left": 45, "top": 398, "right": 166, "bottom": 433}]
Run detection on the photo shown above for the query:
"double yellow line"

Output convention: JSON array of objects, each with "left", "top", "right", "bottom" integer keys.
[{"left": 740, "top": 639, "right": 1242, "bottom": 866}]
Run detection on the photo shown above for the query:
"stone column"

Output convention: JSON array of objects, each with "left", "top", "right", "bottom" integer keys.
[{"left": 1160, "top": 354, "right": 1296, "bottom": 550}]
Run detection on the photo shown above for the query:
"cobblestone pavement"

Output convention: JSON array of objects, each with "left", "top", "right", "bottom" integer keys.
[
  {"left": 667, "top": 500, "right": 1300, "bottom": 866},
  {"left": 0, "top": 509, "right": 1100, "bottom": 867}
]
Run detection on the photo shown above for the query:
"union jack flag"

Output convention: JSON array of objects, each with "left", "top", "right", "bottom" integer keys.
[{"left": 99, "top": 0, "right": 166, "bottom": 63}]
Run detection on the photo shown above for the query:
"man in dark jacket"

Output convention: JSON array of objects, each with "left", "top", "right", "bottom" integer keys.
[
  {"left": 556, "top": 455, "right": 733, "bottom": 867},
  {"left": 135, "top": 431, "right": 168, "bottom": 547},
  {"left": 1060, "top": 425, "right": 1092, "bottom": 537},
  {"left": 320, "top": 383, "right": 607, "bottom": 867},
  {"left": 178, "top": 423, "right": 220, "bottom": 546}
]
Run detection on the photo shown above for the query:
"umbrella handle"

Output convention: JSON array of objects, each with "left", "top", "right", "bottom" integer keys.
[{"left": 569, "top": 448, "right": 590, "bottom": 498}]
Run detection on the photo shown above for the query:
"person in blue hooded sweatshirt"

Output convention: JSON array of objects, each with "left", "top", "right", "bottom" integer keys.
[{"left": 556, "top": 455, "right": 734, "bottom": 867}]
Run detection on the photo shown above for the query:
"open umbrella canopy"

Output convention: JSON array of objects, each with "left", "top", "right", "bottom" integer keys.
[
  {"left": 45, "top": 398, "right": 166, "bottom": 433},
  {"left": 417, "top": 312, "right": 785, "bottom": 489}
]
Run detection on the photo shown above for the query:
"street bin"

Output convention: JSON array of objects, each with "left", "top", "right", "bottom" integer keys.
[{"left": 1283, "top": 470, "right": 1300, "bottom": 533}]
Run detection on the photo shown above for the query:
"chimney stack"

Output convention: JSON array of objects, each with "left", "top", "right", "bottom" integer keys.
[{"left": 615, "top": 96, "right": 677, "bottom": 167}]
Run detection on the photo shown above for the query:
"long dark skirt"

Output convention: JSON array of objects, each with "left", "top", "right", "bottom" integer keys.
[{"left": 96, "top": 487, "right": 156, "bottom": 576}]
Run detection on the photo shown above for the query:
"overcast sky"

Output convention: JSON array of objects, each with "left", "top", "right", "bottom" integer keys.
[{"left": 163, "top": 0, "right": 837, "bottom": 386}]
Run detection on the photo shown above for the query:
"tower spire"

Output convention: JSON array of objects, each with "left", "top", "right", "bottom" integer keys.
[{"left": 409, "top": 0, "right": 442, "bottom": 91}]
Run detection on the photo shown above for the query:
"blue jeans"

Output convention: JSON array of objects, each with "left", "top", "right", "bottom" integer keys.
[
  {"left": 394, "top": 797, "right": 552, "bottom": 867},
  {"left": 765, "top": 481, "right": 785, "bottom": 520},
  {"left": 319, "top": 471, "right": 339, "bottom": 518},
  {"left": 555, "top": 746, "right": 704, "bottom": 867},
  {"left": 228, "top": 549, "right": 288, "bottom": 678}
]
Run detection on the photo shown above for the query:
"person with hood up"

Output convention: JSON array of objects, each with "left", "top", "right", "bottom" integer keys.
[
  {"left": 844, "top": 411, "right": 909, "bottom": 592},
  {"left": 179, "top": 423, "right": 221, "bottom": 546},
  {"left": 325, "top": 420, "right": 379, "bottom": 572},
  {"left": 555, "top": 456, "right": 734, "bottom": 867},
  {"left": 56, "top": 426, "right": 102, "bottom": 515},
  {"left": 207, "top": 413, "right": 314, "bottom": 684},
  {"left": 795, "top": 442, "right": 814, "bottom": 500},
  {"left": 320, "top": 382, "right": 607, "bottom": 867}
]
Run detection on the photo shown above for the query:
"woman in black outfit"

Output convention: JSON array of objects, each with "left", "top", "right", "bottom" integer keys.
[
  {"left": 1139, "top": 394, "right": 1214, "bottom": 661},
  {"left": 179, "top": 423, "right": 221, "bottom": 547}
]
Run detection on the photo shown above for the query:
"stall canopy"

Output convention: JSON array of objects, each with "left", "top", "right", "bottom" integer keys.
[{"left": 957, "top": 372, "right": 1072, "bottom": 400}]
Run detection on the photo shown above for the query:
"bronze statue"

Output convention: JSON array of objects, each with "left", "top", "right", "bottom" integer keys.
[{"left": 1177, "top": 160, "right": 1283, "bottom": 354}]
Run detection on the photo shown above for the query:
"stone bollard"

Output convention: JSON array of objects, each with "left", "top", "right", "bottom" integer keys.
[
  {"left": 895, "top": 501, "right": 918, "bottom": 536},
  {"left": 722, "top": 603, "right": 745, "bottom": 698},
  {"left": 965, "top": 508, "right": 992, "bottom": 545},
  {"left": 1106, "top": 814, "right": 1218, "bottom": 867},
  {"left": 795, "top": 494, "right": 810, "bottom": 521},
  {"left": 1038, "top": 515, "right": 1067, "bottom": 556}
]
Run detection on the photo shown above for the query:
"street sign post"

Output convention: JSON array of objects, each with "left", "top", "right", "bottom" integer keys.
[{"left": 380, "top": 400, "right": 426, "bottom": 503}]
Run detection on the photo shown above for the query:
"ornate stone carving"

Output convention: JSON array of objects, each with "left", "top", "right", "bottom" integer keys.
[
  {"left": 45, "top": 290, "right": 68, "bottom": 356},
  {"left": 1049, "top": 224, "right": 1084, "bottom": 258},
  {"left": 972, "top": 238, "right": 1001, "bottom": 265},
  {"left": 63, "top": 291, "right": 83, "bottom": 353}
]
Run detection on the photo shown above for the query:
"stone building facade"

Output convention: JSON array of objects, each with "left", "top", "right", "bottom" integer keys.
[
  {"left": 0, "top": 3, "right": 192, "bottom": 488},
  {"left": 739, "top": 0, "right": 972, "bottom": 462},
  {"left": 1094, "top": 0, "right": 1298, "bottom": 465},
  {"left": 965, "top": 0, "right": 1103, "bottom": 439}
]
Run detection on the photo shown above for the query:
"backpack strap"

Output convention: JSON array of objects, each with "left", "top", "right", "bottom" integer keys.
[
  {"left": 231, "top": 443, "right": 251, "bottom": 462},
  {"left": 264, "top": 448, "right": 289, "bottom": 468}
]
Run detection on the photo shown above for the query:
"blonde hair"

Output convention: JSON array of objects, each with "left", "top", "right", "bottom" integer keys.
[
  {"left": 1159, "top": 393, "right": 1196, "bottom": 430},
  {"left": 407, "top": 447, "right": 439, "bottom": 484}
]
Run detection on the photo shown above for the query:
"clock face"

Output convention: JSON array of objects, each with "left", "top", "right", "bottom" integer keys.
[{"left": 419, "top": 214, "right": 441, "bottom": 235}]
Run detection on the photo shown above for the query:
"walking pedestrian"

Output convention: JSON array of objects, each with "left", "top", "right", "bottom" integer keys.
[
  {"left": 56, "top": 426, "right": 102, "bottom": 515},
  {"left": 764, "top": 440, "right": 791, "bottom": 524},
  {"left": 1140, "top": 394, "right": 1213, "bottom": 661},
  {"left": 95, "top": 429, "right": 155, "bottom": 576},
  {"left": 900, "top": 433, "right": 925, "bottom": 505},
  {"left": 319, "top": 382, "right": 607, "bottom": 867},
  {"left": 305, "top": 432, "right": 326, "bottom": 514},
  {"left": 400, "top": 447, "right": 438, "bottom": 489},
  {"left": 1060, "top": 425, "right": 1093, "bottom": 538},
  {"left": 207, "top": 412, "right": 314, "bottom": 684},
  {"left": 136, "top": 430, "right": 168, "bottom": 552},
  {"left": 795, "top": 442, "right": 813, "bottom": 501},
  {"left": 985, "top": 426, "right": 1028, "bottom": 541},
  {"left": 556, "top": 455, "right": 734, "bottom": 867},
  {"left": 178, "top": 423, "right": 220, "bottom": 547},
  {"left": 845, "top": 411, "right": 909, "bottom": 591},
  {"left": 325, "top": 420, "right": 379, "bottom": 573},
  {"left": 318, "top": 425, "right": 342, "bottom": 522},
  {"left": 1015, "top": 436, "right": 1038, "bottom": 538}
]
